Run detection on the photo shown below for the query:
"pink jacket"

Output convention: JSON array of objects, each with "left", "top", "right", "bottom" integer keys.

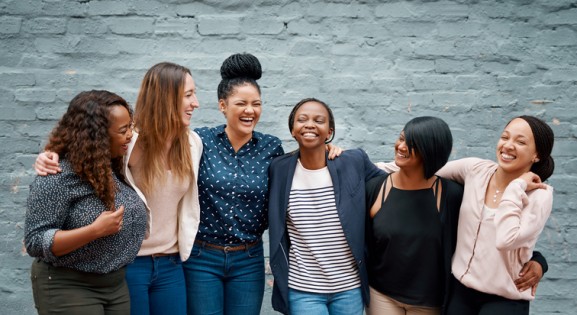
[{"left": 436, "top": 158, "right": 553, "bottom": 300}]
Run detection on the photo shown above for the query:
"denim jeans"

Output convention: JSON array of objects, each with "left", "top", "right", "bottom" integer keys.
[
  {"left": 288, "top": 287, "right": 364, "bottom": 315},
  {"left": 125, "top": 255, "right": 186, "bottom": 315},
  {"left": 183, "top": 240, "right": 265, "bottom": 315}
]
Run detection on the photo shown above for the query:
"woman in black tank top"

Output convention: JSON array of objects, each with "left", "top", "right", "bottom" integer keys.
[{"left": 365, "top": 117, "right": 463, "bottom": 315}]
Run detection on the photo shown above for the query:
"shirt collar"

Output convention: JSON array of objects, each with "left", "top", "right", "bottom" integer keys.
[{"left": 216, "top": 124, "right": 260, "bottom": 144}]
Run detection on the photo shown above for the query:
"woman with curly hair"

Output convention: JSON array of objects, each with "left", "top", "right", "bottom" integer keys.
[
  {"left": 25, "top": 90, "right": 147, "bottom": 315},
  {"left": 34, "top": 63, "right": 201, "bottom": 315}
]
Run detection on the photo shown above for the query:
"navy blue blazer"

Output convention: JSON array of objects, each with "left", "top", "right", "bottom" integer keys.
[{"left": 267, "top": 148, "right": 385, "bottom": 315}]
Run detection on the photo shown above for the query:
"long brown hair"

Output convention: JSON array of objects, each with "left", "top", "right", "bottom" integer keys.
[
  {"left": 133, "top": 62, "right": 193, "bottom": 195},
  {"left": 45, "top": 90, "right": 131, "bottom": 210}
]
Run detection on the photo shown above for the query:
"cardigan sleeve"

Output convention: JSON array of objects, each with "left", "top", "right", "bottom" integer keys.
[
  {"left": 435, "top": 158, "right": 484, "bottom": 184},
  {"left": 494, "top": 179, "right": 553, "bottom": 251}
]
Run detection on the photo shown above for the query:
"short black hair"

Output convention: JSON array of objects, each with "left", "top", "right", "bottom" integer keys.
[
  {"left": 288, "top": 98, "right": 335, "bottom": 144},
  {"left": 512, "top": 115, "right": 555, "bottom": 181},
  {"left": 217, "top": 53, "right": 262, "bottom": 100},
  {"left": 403, "top": 116, "right": 453, "bottom": 179}
]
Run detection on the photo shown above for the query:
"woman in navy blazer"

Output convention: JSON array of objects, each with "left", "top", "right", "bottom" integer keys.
[{"left": 268, "top": 98, "right": 385, "bottom": 315}]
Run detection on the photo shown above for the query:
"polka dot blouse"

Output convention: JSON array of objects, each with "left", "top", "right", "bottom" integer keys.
[
  {"left": 194, "top": 125, "right": 284, "bottom": 245},
  {"left": 24, "top": 159, "right": 147, "bottom": 274}
]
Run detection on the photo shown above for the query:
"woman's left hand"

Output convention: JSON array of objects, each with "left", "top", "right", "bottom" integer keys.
[
  {"left": 518, "top": 172, "right": 547, "bottom": 192},
  {"left": 326, "top": 143, "right": 343, "bottom": 160}
]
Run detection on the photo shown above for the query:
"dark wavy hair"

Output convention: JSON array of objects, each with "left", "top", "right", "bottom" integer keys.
[
  {"left": 217, "top": 53, "right": 262, "bottom": 100},
  {"left": 403, "top": 116, "right": 453, "bottom": 179},
  {"left": 45, "top": 90, "right": 132, "bottom": 210},
  {"left": 288, "top": 98, "right": 336, "bottom": 144},
  {"left": 511, "top": 115, "right": 555, "bottom": 181}
]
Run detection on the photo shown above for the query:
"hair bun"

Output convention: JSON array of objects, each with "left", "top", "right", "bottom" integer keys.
[{"left": 220, "top": 53, "right": 262, "bottom": 81}]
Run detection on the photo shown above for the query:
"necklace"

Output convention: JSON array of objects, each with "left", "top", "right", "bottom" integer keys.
[
  {"left": 492, "top": 189, "right": 501, "bottom": 203},
  {"left": 491, "top": 172, "right": 506, "bottom": 204}
]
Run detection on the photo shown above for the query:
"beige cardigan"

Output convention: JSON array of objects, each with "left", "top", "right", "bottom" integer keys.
[{"left": 123, "top": 131, "right": 203, "bottom": 262}]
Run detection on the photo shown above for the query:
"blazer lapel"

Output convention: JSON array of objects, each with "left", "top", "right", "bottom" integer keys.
[{"left": 326, "top": 152, "right": 340, "bottom": 211}]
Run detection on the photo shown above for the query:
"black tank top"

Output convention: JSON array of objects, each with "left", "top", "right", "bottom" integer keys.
[{"left": 367, "top": 175, "right": 444, "bottom": 307}]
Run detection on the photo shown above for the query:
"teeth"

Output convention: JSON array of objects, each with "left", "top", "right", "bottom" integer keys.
[
  {"left": 302, "top": 132, "right": 317, "bottom": 138},
  {"left": 397, "top": 152, "right": 408, "bottom": 158},
  {"left": 501, "top": 153, "right": 515, "bottom": 160},
  {"left": 240, "top": 117, "right": 253, "bottom": 121}
]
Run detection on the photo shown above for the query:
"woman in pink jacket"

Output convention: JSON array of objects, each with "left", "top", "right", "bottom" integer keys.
[{"left": 437, "top": 115, "right": 554, "bottom": 315}]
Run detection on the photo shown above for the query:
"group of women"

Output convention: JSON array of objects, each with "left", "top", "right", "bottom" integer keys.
[{"left": 26, "top": 52, "right": 554, "bottom": 315}]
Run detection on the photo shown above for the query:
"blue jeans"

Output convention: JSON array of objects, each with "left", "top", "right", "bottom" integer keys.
[
  {"left": 183, "top": 240, "right": 265, "bottom": 315},
  {"left": 125, "top": 255, "right": 186, "bottom": 315},
  {"left": 288, "top": 287, "right": 364, "bottom": 315}
]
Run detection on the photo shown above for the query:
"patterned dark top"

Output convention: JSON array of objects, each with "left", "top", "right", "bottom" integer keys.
[
  {"left": 194, "top": 125, "right": 284, "bottom": 244},
  {"left": 25, "top": 159, "right": 147, "bottom": 274}
]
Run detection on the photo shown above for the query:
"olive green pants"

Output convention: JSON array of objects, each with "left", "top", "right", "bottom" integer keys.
[{"left": 30, "top": 259, "right": 130, "bottom": 315}]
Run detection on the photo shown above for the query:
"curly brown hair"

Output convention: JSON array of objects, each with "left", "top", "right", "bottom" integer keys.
[{"left": 45, "top": 90, "right": 132, "bottom": 210}]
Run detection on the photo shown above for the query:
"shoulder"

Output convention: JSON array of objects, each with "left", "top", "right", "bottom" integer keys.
[
  {"left": 29, "top": 160, "right": 79, "bottom": 192},
  {"left": 193, "top": 125, "right": 220, "bottom": 140},
  {"left": 367, "top": 173, "right": 388, "bottom": 190},
  {"left": 271, "top": 151, "right": 297, "bottom": 168},
  {"left": 254, "top": 130, "right": 282, "bottom": 146},
  {"left": 339, "top": 148, "right": 369, "bottom": 161}
]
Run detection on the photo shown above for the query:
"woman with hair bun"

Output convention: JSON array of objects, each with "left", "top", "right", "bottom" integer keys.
[
  {"left": 434, "top": 115, "right": 555, "bottom": 315},
  {"left": 25, "top": 90, "right": 147, "bottom": 314},
  {"left": 182, "top": 52, "right": 280, "bottom": 315}
]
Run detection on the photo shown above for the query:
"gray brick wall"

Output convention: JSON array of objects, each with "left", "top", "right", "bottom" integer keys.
[{"left": 1, "top": 0, "right": 575, "bottom": 314}]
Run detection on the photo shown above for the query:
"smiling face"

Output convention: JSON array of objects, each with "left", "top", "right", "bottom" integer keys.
[
  {"left": 394, "top": 131, "right": 423, "bottom": 170},
  {"left": 220, "top": 84, "right": 262, "bottom": 139},
  {"left": 108, "top": 105, "right": 133, "bottom": 158},
  {"left": 181, "top": 73, "right": 199, "bottom": 127},
  {"left": 496, "top": 118, "right": 539, "bottom": 175},
  {"left": 291, "top": 101, "right": 333, "bottom": 151}
]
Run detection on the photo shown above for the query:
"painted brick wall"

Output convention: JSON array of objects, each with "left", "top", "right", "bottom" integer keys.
[{"left": 1, "top": 0, "right": 575, "bottom": 314}]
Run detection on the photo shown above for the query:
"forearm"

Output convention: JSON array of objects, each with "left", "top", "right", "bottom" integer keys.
[{"left": 51, "top": 224, "right": 101, "bottom": 257}]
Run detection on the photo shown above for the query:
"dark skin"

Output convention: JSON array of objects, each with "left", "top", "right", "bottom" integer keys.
[{"left": 515, "top": 260, "right": 543, "bottom": 296}]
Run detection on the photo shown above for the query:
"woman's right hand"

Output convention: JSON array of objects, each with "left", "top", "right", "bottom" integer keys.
[
  {"left": 34, "top": 151, "right": 62, "bottom": 175},
  {"left": 91, "top": 205, "right": 125, "bottom": 238}
]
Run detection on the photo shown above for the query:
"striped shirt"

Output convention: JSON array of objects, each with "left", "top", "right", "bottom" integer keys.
[{"left": 286, "top": 160, "right": 360, "bottom": 293}]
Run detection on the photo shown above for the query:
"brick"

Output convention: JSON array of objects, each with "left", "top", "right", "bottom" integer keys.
[
  {"left": 538, "top": 28, "right": 577, "bottom": 46},
  {"left": 542, "top": 7, "right": 577, "bottom": 25},
  {"left": 108, "top": 17, "right": 155, "bottom": 35},
  {"left": 155, "top": 17, "right": 198, "bottom": 38},
  {"left": 0, "top": 16, "right": 22, "bottom": 34},
  {"left": 14, "top": 89, "right": 57, "bottom": 103},
  {"left": 0, "top": 106, "right": 37, "bottom": 121},
  {"left": 243, "top": 18, "right": 284, "bottom": 35},
  {"left": 306, "top": 2, "right": 372, "bottom": 18},
  {"left": 22, "top": 17, "right": 67, "bottom": 34},
  {"left": 434, "top": 59, "right": 476, "bottom": 74},
  {"left": 40, "top": 1, "right": 87, "bottom": 16},
  {"left": 87, "top": 1, "right": 131, "bottom": 16},
  {"left": 198, "top": 15, "right": 241, "bottom": 35},
  {"left": 0, "top": 73, "right": 35, "bottom": 87},
  {"left": 67, "top": 18, "right": 109, "bottom": 34},
  {"left": 437, "top": 21, "right": 483, "bottom": 37}
]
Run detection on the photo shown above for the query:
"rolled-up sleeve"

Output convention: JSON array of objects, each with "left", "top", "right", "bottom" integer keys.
[{"left": 24, "top": 173, "right": 73, "bottom": 262}]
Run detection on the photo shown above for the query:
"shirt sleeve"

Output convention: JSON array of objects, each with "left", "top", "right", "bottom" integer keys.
[
  {"left": 374, "top": 161, "right": 399, "bottom": 173},
  {"left": 24, "top": 172, "right": 76, "bottom": 262},
  {"left": 435, "top": 158, "right": 481, "bottom": 184},
  {"left": 494, "top": 179, "right": 553, "bottom": 251}
]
